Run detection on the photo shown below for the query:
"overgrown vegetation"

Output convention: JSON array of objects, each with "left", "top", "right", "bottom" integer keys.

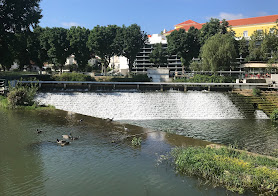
[
  {"left": 52, "top": 72, "right": 95, "bottom": 81},
  {"left": 252, "top": 88, "right": 261, "bottom": 97},
  {"left": 131, "top": 136, "right": 142, "bottom": 146},
  {"left": 171, "top": 146, "right": 278, "bottom": 194},
  {"left": 7, "top": 81, "right": 38, "bottom": 108},
  {"left": 270, "top": 109, "right": 278, "bottom": 121},
  {"left": 174, "top": 74, "right": 235, "bottom": 83}
]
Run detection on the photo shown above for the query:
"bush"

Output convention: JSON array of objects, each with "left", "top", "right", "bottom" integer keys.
[
  {"left": 7, "top": 82, "right": 38, "bottom": 108},
  {"left": 174, "top": 74, "right": 235, "bottom": 83},
  {"left": 252, "top": 88, "right": 261, "bottom": 96},
  {"left": 171, "top": 146, "right": 278, "bottom": 194},
  {"left": 270, "top": 109, "right": 278, "bottom": 121},
  {"left": 53, "top": 72, "right": 95, "bottom": 81}
]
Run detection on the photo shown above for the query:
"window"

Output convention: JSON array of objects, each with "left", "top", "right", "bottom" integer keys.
[
  {"left": 257, "top": 29, "right": 263, "bottom": 34},
  {"left": 270, "top": 28, "right": 275, "bottom": 34},
  {"left": 243, "top": 31, "right": 248, "bottom": 37}
]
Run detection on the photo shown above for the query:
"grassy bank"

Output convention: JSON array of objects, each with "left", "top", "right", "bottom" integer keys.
[{"left": 171, "top": 146, "right": 278, "bottom": 194}]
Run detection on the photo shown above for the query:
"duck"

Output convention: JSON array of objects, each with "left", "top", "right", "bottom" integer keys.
[
  {"left": 37, "top": 129, "right": 42, "bottom": 134},
  {"left": 69, "top": 133, "right": 80, "bottom": 140},
  {"left": 56, "top": 139, "right": 70, "bottom": 146},
  {"left": 62, "top": 134, "right": 71, "bottom": 140}
]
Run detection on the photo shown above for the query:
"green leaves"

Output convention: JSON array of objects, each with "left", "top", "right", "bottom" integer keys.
[{"left": 149, "top": 43, "right": 168, "bottom": 67}]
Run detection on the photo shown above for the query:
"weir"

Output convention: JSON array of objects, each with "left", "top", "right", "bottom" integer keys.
[{"left": 36, "top": 91, "right": 269, "bottom": 120}]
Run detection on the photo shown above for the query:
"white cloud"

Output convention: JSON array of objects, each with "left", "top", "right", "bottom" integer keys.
[
  {"left": 218, "top": 12, "right": 244, "bottom": 20},
  {"left": 61, "top": 22, "right": 80, "bottom": 28},
  {"left": 206, "top": 12, "right": 245, "bottom": 21}
]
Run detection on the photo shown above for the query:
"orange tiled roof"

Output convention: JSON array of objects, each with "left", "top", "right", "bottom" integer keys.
[
  {"left": 227, "top": 15, "right": 278, "bottom": 26},
  {"left": 166, "top": 15, "right": 278, "bottom": 34},
  {"left": 175, "top": 19, "right": 199, "bottom": 27}
]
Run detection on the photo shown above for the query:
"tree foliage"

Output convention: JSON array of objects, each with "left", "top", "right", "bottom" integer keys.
[
  {"left": 122, "top": 24, "right": 147, "bottom": 73},
  {"left": 67, "top": 26, "right": 90, "bottom": 71},
  {"left": 87, "top": 25, "right": 122, "bottom": 73},
  {"left": 40, "top": 27, "right": 71, "bottom": 72},
  {"left": 199, "top": 18, "right": 232, "bottom": 45},
  {"left": 201, "top": 34, "right": 237, "bottom": 72},
  {"left": 149, "top": 43, "right": 168, "bottom": 67},
  {"left": 0, "top": 0, "right": 42, "bottom": 70},
  {"left": 167, "top": 27, "right": 200, "bottom": 70}
]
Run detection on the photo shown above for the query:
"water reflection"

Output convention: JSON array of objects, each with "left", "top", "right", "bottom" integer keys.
[{"left": 1, "top": 109, "right": 227, "bottom": 196}]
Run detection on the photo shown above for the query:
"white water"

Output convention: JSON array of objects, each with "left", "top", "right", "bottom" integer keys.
[{"left": 36, "top": 91, "right": 269, "bottom": 120}]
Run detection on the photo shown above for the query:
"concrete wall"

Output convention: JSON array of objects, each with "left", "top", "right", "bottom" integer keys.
[{"left": 147, "top": 68, "right": 170, "bottom": 82}]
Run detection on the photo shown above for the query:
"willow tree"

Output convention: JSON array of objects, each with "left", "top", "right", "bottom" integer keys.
[{"left": 201, "top": 34, "right": 236, "bottom": 72}]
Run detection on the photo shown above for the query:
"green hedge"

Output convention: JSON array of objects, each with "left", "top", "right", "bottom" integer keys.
[
  {"left": 174, "top": 74, "right": 235, "bottom": 83},
  {"left": 110, "top": 74, "right": 150, "bottom": 82},
  {"left": 52, "top": 72, "right": 95, "bottom": 81}
]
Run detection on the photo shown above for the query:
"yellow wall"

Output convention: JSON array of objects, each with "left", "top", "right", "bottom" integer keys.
[{"left": 231, "top": 23, "right": 277, "bottom": 38}]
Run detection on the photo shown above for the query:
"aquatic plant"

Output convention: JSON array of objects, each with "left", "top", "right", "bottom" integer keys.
[
  {"left": 171, "top": 146, "right": 278, "bottom": 194},
  {"left": 131, "top": 136, "right": 142, "bottom": 146}
]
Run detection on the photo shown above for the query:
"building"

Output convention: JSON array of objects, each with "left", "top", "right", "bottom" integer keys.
[
  {"left": 165, "top": 15, "right": 278, "bottom": 39},
  {"left": 132, "top": 34, "right": 182, "bottom": 75}
]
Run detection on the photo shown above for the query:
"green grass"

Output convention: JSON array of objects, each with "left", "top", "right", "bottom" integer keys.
[
  {"left": 174, "top": 74, "right": 236, "bottom": 83},
  {"left": 171, "top": 146, "right": 278, "bottom": 194},
  {"left": 131, "top": 136, "right": 142, "bottom": 146}
]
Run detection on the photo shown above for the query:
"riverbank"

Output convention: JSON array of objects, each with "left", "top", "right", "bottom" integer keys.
[{"left": 171, "top": 145, "right": 278, "bottom": 194}]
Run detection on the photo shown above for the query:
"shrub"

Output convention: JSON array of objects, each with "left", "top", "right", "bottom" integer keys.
[
  {"left": 7, "top": 82, "right": 38, "bottom": 108},
  {"left": 252, "top": 88, "right": 261, "bottom": 97},
  {"left": 270, "top": 109, "right": 278, "bottom": 121},
  {"left": 174, "top": 74, "right": 235, "bottom": 83},
  {"left": 53, "top": 72, "right": 95, "bottom": 81}
]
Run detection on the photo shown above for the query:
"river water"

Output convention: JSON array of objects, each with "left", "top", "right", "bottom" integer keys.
[
  {"left": 1, "top": 91, "right": 278, "bottom": 195},
  {"left": 0, "top": 108, "right": 235, "bottom": 196}
]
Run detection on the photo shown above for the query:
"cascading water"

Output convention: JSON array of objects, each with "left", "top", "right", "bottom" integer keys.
[{"left": 36, "top": 91, "right": 269, "bottom": 120}]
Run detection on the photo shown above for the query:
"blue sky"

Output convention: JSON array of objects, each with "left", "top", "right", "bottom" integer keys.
[{"left": 39, "top": 0, "right": 278, "bottom": 35}]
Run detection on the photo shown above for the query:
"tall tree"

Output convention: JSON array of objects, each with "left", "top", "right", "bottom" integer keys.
[
  {"left": 0, "top": 0, "right": 42, "bottom": 70},
  {"left": 40, "top": 27, "right": 71, "bottom": 73},
  {"left": 199, "top": 18, "right": 231, "bottom": 45},
  {"left": 167, "top": 27, "right": 200, "bottom": 73},
  {"left": 149, "top": 43, "right": 168, "bottom": 67},
  {"left": 27, "top": 26, "right": 48, "bottom": 70},
  {"left": 247, "top": 30, "right": 264, "bottom": 61},
  {"left": 67, "top": 26, "right": 91, "bottom": 71},
  {"left": 122, "top": 24, "right": 147, "bottom": 73},
  {"left": 237, "top": 37, "right": 249, "bottom": 59},
  {"left": 87, "top": 25, "right": 122, "bottom": 73},
  {"left": 201, "top": 34, "right": 237, "bottom": 72}
]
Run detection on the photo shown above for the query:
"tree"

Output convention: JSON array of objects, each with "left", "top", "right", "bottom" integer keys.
[
  {"left": 200, "top": 34, "right": 237, "bottom": 72},
  {"left": 237, "top": 37, "right": 249, "bottom": 58},
  {"left": 40, "top": 27, "right": 71, "bottom": 73},
  {"left": 87, "top": 25, "right": 122, "bottom": 73},
  {"left": 149, "top": 43, "right": 168, "bottom": 67},
  {"left": 199, "top": 18, "right": 232, "bottom": 45},
  {"left": 167, "top": 27, "right": 200, "bottom": 73},
  {"left": 247, "top": 30, "right": 264, "bottom": 61},
  {"left": 122, "top": 24, "right": 147, "bottom": 73},
  {"left": 0, "top": 0, "right": 42, "bottom": 70},
  {"left": 67, "top": 26, "right": 91, "bottom": 71},
  {"left": 27, "top": 26, "right": 48, "bottom": 70}
]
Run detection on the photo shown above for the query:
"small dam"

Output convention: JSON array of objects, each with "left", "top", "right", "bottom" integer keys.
[{"left": 36, "top": 91, "right": 269, "bottom": 120}]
